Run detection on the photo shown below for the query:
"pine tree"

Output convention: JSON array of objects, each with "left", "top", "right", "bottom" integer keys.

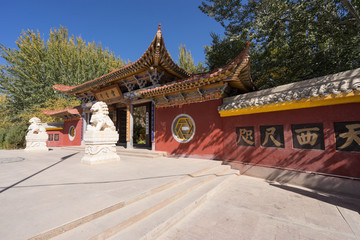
[
  {"left": 178, "top": 44, "right": 207, "bottom": 73},
  {"left": 0, "top": 26, "right": 125, "bottom": 114}
]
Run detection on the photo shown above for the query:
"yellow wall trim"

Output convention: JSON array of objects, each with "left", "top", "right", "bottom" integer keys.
[
  {"left": 219, "top": 90, "right": 360, "bottom": 117},
  {"left": 46, "top": 127, "right": 63, "bottom": 131}
]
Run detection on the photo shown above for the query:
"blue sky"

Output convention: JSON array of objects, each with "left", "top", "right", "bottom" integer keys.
[{"left": 0, "top": 0, "right": 225, "bottom": 66}]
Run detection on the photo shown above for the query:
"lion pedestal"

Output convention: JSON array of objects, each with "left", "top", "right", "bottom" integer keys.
[
  {"left": 25, "top": 133, "right": 48, "bottom": 152},
  {"left": 24, "top": 117, "right": 48, "bottom": 152},
  {"left": 81, "top": 131, "right": 120, "bottom": 165},
  {"left": 81, "top": 101, "right": 120, "bottom": 165}
]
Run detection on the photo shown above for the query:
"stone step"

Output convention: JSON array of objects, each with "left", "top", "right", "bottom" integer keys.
[
  {"left": 29, "top": 161, "right": 223, "bottom": 239},
  {"left": 50, "top": 165, "right": 236, "bottom": 240},
  {"left": 116, "top": 148, "right": 167, "bottom": 158},
  {"left": 109, "top": 169, "right": 239, "bottom": 240}
]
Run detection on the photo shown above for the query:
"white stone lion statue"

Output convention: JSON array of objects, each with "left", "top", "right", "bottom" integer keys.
[
  {"left": 87, "top": 101, "right": 116, "bottom": 132},
  {"left": 27, "top": 117, "right": 46, "bottom": 135}
]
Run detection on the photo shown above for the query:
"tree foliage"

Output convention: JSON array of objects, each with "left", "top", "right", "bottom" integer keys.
[
  {"left": 0, "top": 94, "right": 12, "bottom": 130},
  {"left": 204, "top": 33, "right": 247, "bottom": 71},
  {"left": 200, "top": 0, "right": 360, "bottom": 89},
  {"left": 0, "top": 26, "right": 125, "bottom": 113},
  {"left": 0, "top": 26, "right": 126, "bottom": 148},
  {"left": 178, "top": 44, "right": 207, "bottom": 73},
  {"left": 4, "top": 123, "right": 27, "bottom": 149}
]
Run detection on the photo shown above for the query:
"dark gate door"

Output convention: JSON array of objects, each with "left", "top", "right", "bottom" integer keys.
[
  {"left": 116, "top": 108, "right": 127, "bottom": 146},
  {"left": 133, "top": 102, "right": 151, "bottom": 149}
]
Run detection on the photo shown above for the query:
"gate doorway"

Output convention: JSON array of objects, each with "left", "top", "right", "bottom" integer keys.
[
  {"left": 133, "top": 102, "right": 152, "bottom": 149},
  {"left": 116, "top": 102, "right": 152, "bottom": 149},
  {"left": 116, "top": 108, "right": 127, "bottom": 147}
]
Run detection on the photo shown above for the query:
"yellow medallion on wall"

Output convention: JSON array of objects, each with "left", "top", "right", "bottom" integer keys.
[{"left": 172, "top": 114, "right": 195, "bottom": 143}]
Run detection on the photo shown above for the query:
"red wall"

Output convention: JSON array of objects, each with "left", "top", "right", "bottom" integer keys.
[
  {"left": 222, "top": 103, "right": 360, "bottom": 178},
  {"left": 155, "top": 101, "right": 360, "bottom": 178},
  {"left": 46, "top": 130, "right": 63, "bottom": 147},
  {"left": 46, "top": 118, "right": 82, "bottom": 147},
  {"left": 62, "top": 118, "right": 82, "bottom": 146},
  {"left": 155, "top": 99, "right": 223, "bottom": 159}
]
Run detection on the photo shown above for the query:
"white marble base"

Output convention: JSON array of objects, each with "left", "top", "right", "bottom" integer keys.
[
  {"left": 81, "top": 130, "right": 120, "bottom": 165},
  {"left": 24, "top": 133, "right": 49, "bottom": 152}
]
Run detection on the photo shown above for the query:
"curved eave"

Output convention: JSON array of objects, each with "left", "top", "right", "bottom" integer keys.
[
  {"left": 55, "top": 25, "right": 192, "bottom": 95},
  {"left": 227, "top": 56, "right": 255, "bottom": 92},
  {"left": 53, "top": 84, "right": 77, "bottom": 92},
  {"left": 42, "top": 108, "right": 80, "bottom": 117},
  {"left": 140, "top": 42, "right": 256, "bottom": 98}
]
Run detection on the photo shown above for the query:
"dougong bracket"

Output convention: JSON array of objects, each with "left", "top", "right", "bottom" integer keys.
[
  {"left": 148, "top": 68, "right": 165, "bottom": 85},
  {"left": 122, "top": 80, "right": 136, "bottom": 92},
  {"left": 134, "top": 76, "right": 147, "bottom": 89}
]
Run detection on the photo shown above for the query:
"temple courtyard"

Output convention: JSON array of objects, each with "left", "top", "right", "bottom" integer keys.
[{"left": 0, "top": 148, "right": 359, "bottom": 240}]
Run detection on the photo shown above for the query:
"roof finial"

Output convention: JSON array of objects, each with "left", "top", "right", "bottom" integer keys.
[{"left": 158, "top": 24, "right": 162, "bottom": 31}]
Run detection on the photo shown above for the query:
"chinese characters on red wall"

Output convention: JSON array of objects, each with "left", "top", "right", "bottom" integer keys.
[{"left": 236, "top": 121, "right": 360, "bottom": 152}]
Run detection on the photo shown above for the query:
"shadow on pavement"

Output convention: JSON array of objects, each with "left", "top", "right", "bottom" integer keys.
[
  {"left": 0, "top": 171, "right": 236, "bottom": 189},
  {"left": 0, "top": 152, "right": 78, "bottom": 194},
  {"left": 269, "top": 183, "right": 360, "bottom": 214}
]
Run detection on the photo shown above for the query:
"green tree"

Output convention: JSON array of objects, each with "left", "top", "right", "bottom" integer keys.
[
  {"left": 0, "top": 128, "right": 7, "bottom": 149},
  {"left": 0, "top": 26, "right": 126, "bottom": 148},
  {"left": 200, "top": 0, "right": 360, "bottom": 89},
  {"left": 0, "top": 26, "right": 125, "bottom": 114},
  {"left": 4, "top": 123, "right": 28, "bottom": 149},
  {"left": 0, "top": 94, "right": 12, "bottom": 130},
  {"left": 178, "top": 44, "right": 207, "bottom": 73},
  {"left": 204, "top": 33, "right": 247, "bottom": 71}
]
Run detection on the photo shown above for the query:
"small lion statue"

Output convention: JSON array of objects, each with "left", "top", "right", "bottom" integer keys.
[
  {"left": 87, "top": 101, "right": 116, "bottom": 132},
  {"left": 27, "top": 117, "right": 46, "bottom": 135}
]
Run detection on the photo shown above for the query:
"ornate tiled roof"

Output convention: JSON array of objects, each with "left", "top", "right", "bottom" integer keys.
[
  {"left": 53, "top": 84, "right": 77, "bottom": 92},
  {"left": 140, "top": 42, "right": 256, "bottom": 98},
  {"left": 42, "top": 107, "right": 81, "bottom": 117},
  {"left": 53, "top": 25, "right": 191, "bottom": 95},
  {"left": 219, "top": 68, "right": 360, "bottom": 113}
]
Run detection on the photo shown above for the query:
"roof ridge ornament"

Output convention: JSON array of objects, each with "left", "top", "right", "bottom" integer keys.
[{"left": 154, "top": 24, "right": 162, "bottom": 66}]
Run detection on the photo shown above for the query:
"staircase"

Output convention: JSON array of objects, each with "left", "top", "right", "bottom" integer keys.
[
  {"left": 30, "top": 163, "right": 239, "bottom": 240},
  {"left": 116, "top": 148, "right": 167, "bottom": 158}
]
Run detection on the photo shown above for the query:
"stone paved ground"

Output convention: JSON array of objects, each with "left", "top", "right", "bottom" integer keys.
[
  {"left": 0, "top": 148, "right": 359, "bottom": 240},
  {"left": 0, "top": 148, "right": 221, "bottom": 239},
  {"left": 160, "top": 176, "right": 360, "bottom": 240}
]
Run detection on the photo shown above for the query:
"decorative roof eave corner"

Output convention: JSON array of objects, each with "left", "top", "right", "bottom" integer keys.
[
  {"left": 224, "top": 42, "right": 256, "bottom": 92},
  {"left": 218, "top": 68, "right": 360, "bottom": 117},
  {"left": 152, "top": 24, "right": 192, "bottom": 78},
  {"left": 139, "top": 43, "right": 255, "bottom": 98},
  {"left": 42, "top": 107, "right": 81, "bottom": 117},
  {"left": 56, "top": 25, "right": 192, "bottom": 95},
  {"left": 153, "top": 24, "right": 162, "bottom": 67},
  {"left": 53, "top": 84, "right": 77, "bottom": 93}
]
